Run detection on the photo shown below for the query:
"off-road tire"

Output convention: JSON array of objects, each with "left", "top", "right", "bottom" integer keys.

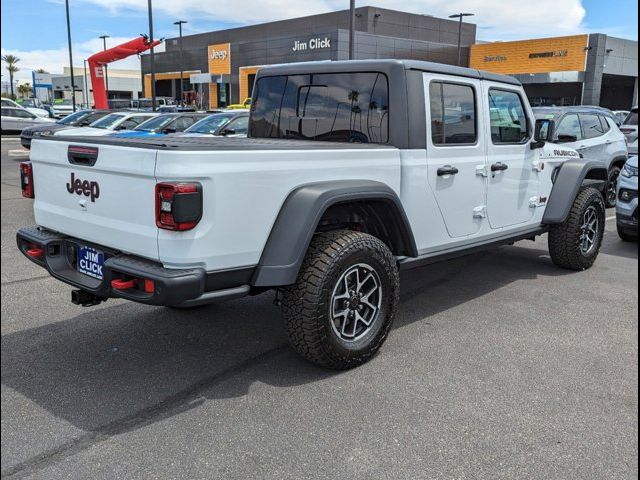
[
  {"left": 548, "top": 187, "right": 605, "bottom": 271},
  {"left": 281, "top": 230, "right": 400, "bottom": 369},
  {"left": 617, "top": 225, "right": 638, "bottom": 242},
  {"left": 605, "top": 166, "right": 621, "bottom": 208}
]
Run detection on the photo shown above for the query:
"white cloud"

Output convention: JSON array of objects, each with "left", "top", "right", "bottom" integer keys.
[
  {"left": 1, "top": 36, "right": 164, "bottom": 82},
  {"left": 74, "top": 0, "right": 587, "bottom": 40}
]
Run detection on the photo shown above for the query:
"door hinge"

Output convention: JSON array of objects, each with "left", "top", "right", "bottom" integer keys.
[
  {"left": 529, "top": 196, "right": 548, "bottom": 208},
  {"left": 473, "top": 205, "right": 487, "bottom": 218},
  {"left": 475, "top": 165, "right": 489, "bottom": 177},
  {"left": 532, "top": 160, "right": 545, "bottom": 172}
]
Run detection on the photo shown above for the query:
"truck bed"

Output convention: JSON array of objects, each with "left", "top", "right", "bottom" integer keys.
[{"left": 39, "top": 135, "right": 396, "bottom": 151}]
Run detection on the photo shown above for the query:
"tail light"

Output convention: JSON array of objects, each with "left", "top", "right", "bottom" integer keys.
[
  {"left": 20, "top": 161, "right": 34, "bottom": 198},
  {"left": 155, "top": 182, "right": 202, "bottom": 231}
]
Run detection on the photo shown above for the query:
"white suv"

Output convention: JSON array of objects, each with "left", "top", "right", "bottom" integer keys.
[{"left": 533, "top": 106, "right": 628, "bottom": 207}]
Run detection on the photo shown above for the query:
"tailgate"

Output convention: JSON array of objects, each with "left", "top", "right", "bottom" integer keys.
[{"left": 30, "top": 138, "right": 159, "bottom": 260}]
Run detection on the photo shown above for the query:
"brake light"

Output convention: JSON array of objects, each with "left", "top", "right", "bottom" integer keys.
[
  {"left": 20, "top": 161, "right": 34, "bottom": 198},
  {"left": 155, "top": 182, "right": 202, "bottom": 231}
]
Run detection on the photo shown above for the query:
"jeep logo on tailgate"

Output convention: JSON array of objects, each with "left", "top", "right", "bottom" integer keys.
[{"left": 66, "top": 172, "right": 100, "bottom": 202}]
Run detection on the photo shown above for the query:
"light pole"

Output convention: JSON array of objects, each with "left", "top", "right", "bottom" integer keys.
[
  {"left": 174, "top": 20, "right": 187, "bottom": 105},
  {"left": 99, "top": 35, "right": 110, "bottom": 99},
  {"left": 349, "top": 0, "right": 356, "bottom": 60},
  {"left": 148, "top": 0, "right": 156, "bottom": 111},
  {"left": 448, "top": 13, "right": 474, "bottom": 66},
  {"left": 83, "top": 59, "right": 89, "bottom": 107},
  {"left": 64, "top": 0, "right": 77, "bottom": 111}
]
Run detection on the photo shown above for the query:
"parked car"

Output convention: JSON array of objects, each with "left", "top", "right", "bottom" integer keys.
[
  {"left": 614, "top": 110, "right": 631, "bottom": 125},
  {"left": 616, "top": 156, "right": 638, "bottom": 241},
  {"left": 54, "top": 111, "right": 159, "bottom": 137},
  {"left": 533, "top": 106, "right": 628, "bottom": 207},
  {"left": 1, "top": 107, "right": 54, "bottom": 132},
  {"left": 15, "top": 98, "right": 53, "bottom": 118},
  {"left": 181, "top": 111, "right": 249, "bottom": 137},
  {"left": 129, "top": 97, "right": 175, "bottom": 111},
  {"left": 20, "top": 110, "right": 111, "bottom": 148},
  {"left": 110, "top": 113, "right": 209, "bottom": 138},
  {"left": 620, "top": 106, "right": 638, "bottom": 156},
  {"left": 51, "top": 99, "right": 77, "bottom": 119},
  {"left": 1, "top": 97, "right": 50, "bottom": 118},
  {"left": 18, "top": 59, "right": 610, "bottom": 369}
]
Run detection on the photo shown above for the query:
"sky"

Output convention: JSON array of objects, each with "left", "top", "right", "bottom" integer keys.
[{"left": 1, "top": 0, "right": 638, "bottom": 82}]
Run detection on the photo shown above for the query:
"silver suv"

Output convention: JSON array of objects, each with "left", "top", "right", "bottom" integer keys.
[
  {"left": 533, "top": 106, "right": 628, "bottom": 207},
  {"left": 616, "top": 156, "right": 638, "bottom": 241},
  {"left": 620, "top": 107, "right": 638, "bottom": 157}
]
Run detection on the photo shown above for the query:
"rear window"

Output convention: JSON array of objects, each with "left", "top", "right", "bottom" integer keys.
[
  {"left": 580, "top": 114, "right": 606, "bottom": 139},
  {"left": 624, "top": 109, "right": 638, "bottom": 126},
  {"left": 250, "top": 72, "right": 389, "bottom": 144}
]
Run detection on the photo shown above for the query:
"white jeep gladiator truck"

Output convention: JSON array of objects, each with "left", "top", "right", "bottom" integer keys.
[{"left": 18, "top": 60, "right": 608, "bottom": 369}]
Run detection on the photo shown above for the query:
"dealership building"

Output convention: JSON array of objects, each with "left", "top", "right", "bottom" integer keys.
[
  {"left": 471, "top": 34, "right": 638, "bottom": 109},
  {"left": 140, "top": 6, "right": 476, "bottom": 108}
]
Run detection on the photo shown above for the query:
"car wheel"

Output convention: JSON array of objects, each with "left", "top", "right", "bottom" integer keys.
[
  {"left": 281, "top": 230, "right": 399, "bottom": 369},
  {"left": 548, "top": 187, "right": 606, "bottom": 271},
  {"left": 605, "top": 166, "right": 621, "bottom": 208}
]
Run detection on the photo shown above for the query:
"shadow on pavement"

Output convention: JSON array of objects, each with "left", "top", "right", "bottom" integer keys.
[{"left": 2, "top": 243, "right": 577, "bottom": 438}]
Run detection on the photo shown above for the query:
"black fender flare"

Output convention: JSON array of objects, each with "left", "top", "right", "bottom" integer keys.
[
  {"left": 609, "top": 155, "right": 629, "bottom": 171},
  {"left": 542, "top": 159, "right": 608, "bottom": 224},
  {"left": 251, "top": 180, "right": 418, "bottom": 287}
]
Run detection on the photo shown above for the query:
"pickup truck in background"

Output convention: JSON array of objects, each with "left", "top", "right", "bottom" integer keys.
[{"left": 17, "top": 60, "right": 609, "bottom": 369}]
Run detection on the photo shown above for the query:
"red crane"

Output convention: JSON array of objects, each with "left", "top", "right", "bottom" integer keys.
[{"left": 88, "top": 35, "right": 162, "bottom": 109}]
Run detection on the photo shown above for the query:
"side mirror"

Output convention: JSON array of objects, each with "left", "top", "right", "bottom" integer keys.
[
  {"left": 162, "top": 128, "right": 176, "bottom": 134},
  {"left": 556, "top": 134, "right": 578, "bottom": 143},
  {"left": 220, "top": 128, "right": 235, "bottom": 136},
  {"left": 531, "top": 118, "right": 553, "bottom": 149}
]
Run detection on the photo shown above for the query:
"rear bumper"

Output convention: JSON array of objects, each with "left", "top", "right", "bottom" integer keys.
[{"left": 16, "top": 226, "right": 250, "bottom": 307}]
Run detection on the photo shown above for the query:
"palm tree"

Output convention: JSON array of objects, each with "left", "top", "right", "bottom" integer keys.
[
  {"left": 2, "top": 54, "right": 20, "bottom": 99},
  {"left": 35, "top": 68, "right": 48, "bottom": 74},
  {"left": 17, "top": 82, "right": 32, "bottom": 98}
]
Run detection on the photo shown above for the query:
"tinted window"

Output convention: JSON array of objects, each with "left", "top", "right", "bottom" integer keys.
[
  {"left": 173, "top": 116, "right": 197, "bottom": 131},
  {"left": 581, "top": 114, "right": 606, "bottom": 139},
  {"left": 488, "top": 90, "right": 529, "bottom": 143},
  {"left": 599, "top": 115, "right": 611, "bottom": 133},
  {"left": 185, "top": 114, "right": 234, "bottom": 134},
  {"left": 224, "top": 116, "right": 249, "bottom": 135},
  {"left": 251, "top": 72, "right": 389, "bottom": 144},
  {"left": 624, "top": 110, "right": 638, "bottom": 126},
  {"left": 58, "top": 110, "right": 91, "bottom": 125},
  {"left": 555, "top": 114, "right": 583, "bottom": 141},
  {"left": 430, "top": 82, "right": 476, "bottom": 145},
  {"left": 9, "top": 109, "right": 36, "bottom": 119}
]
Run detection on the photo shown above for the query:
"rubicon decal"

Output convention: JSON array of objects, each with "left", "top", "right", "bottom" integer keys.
[{"left": 66, "top": 172, "right": 100, "bottom": 202}]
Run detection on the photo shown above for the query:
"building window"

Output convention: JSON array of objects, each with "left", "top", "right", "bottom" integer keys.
[
  {"left": 488, "top": 89, "right": 529, "bottom": 144},
  {"left": 250, "top": 72, "right": 389, "bottom": 144},
  {"left": 429, "top": 82, "right": 477, "bottom": 145}
]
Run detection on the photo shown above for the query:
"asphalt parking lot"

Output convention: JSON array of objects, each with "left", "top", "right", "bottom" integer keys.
[{"left": 1, "top": 135, "right": 637, "bottom": 480}]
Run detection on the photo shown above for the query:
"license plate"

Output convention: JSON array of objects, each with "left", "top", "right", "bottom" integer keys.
[{"left": 77, "top": 246, "right": 105, "bottom": 280}]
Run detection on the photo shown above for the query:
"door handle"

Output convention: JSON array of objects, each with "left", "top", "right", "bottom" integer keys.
[
  {"left": 437, "top": 165, "right": 459, "bottom": 176},
  {"left": 490, "top": 162, "right": 509, "bottom": 172}
]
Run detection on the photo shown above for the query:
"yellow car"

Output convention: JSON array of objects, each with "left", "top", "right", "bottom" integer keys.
[{"left": 227, "top": 98, "right": 251, "bottom": 110}]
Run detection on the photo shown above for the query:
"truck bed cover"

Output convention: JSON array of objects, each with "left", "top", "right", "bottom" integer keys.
[{"left": 36, "top": 135, "right": 396, "bottom": 151}]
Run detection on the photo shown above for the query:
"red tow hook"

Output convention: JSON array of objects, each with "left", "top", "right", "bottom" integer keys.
[
  {"left": 111, "top": 279, "right": 137, "bottom": 290},
  {"left": 26, "top": 247, "right": 45, "bottom": 259}
]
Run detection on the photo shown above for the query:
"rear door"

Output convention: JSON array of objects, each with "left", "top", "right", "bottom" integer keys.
[
  {"left": 424, "top": 74, "right": 487, "bottom": 238},
  {"left": 484, "top": 85, "right": 539, "bottom": 229},
  {"left": 30, "top": 139, "right": 159, "bottom": 260}
]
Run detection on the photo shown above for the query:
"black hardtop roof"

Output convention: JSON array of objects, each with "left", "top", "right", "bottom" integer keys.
[{"left": 257, "top": 59, "right": 521, "bottom": 86}]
